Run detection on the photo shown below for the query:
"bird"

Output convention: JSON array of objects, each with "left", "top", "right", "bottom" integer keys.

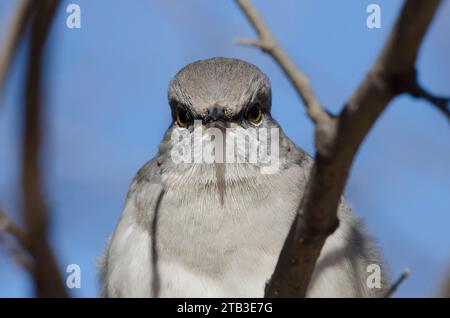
[{"left": 100, "top": 57, "right": 389, "bottom": 297}]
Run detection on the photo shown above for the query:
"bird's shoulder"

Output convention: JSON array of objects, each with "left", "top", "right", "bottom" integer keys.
[
  {"left": 122, "top": 158, "right": 165, "bottom": 226},
  {"left": 132, "top": 158, "right": 162, "bottom": 188},
  {"left": 280, "top": 135, "right": 313, "bottom": 172}
]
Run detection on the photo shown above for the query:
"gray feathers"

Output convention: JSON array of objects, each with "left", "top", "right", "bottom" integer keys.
[{"left": 168, "top": 57, "right": 271, "bottom": 118}]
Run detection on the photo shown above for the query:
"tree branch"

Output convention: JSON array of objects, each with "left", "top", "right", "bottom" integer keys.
[
  {"left": 235, "top": 0, "right": 331, "bottom": 125},
  {"left": 441, "top": 272, "right": 450, "bottom": 298},
  {"left": 0, "top": 0, "right": 67, "bottom": 298},
  {"left": 236, "top": 0, "right": 443, "bottom": 297},
  {"left": 0, "top": 206, "right": 34, "bottom": 274},
  {"left": 409, "top": 80, "right": 450, "bottom": 122},
  {"left": 384, "top": 268, "right": 410, "bottom": 298},
  {"left": 0, "top": 0, "right": 35, "bottom": 96},
  {"left": 21, "top": 0, "right": 67, "bottom": 297},
  {"left": 0, "top": 205, "right": 28, "bottom": 247}
]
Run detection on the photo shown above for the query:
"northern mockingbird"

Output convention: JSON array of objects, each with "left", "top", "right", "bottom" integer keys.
[{"left": 100, "top": 57, "right": 388, "bottom": 297}]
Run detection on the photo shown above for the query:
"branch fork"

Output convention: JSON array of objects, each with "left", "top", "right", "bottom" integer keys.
[{"left": 235, "top": 0, "right": 444, "bottom": 298}]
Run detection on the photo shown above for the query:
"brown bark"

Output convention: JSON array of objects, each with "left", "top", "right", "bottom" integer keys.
[{"left": 235, "top": 0, "right": 446, "bottom": 297}]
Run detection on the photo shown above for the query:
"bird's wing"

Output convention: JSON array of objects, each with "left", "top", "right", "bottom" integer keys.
[{"left": 100, "top": 158, "right": 164, "bottom": 297}]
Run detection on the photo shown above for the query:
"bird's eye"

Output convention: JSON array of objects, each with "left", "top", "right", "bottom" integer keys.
[
  {"left": 247, "top": 103, "right": 262, "bottom": 125},
  {"left": 176, "top": 108, "right": 188, "bottom": 128}
]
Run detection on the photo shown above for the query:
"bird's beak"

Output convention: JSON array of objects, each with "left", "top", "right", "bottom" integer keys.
[
  {"left": 204, "top": 104, "right": 228, "bottom": 130},
  {"left": 205, "top": 120, "right": 228, "bottom": 130}
]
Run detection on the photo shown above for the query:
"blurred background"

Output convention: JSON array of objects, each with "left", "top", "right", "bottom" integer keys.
[{"left": 0, "top": 0, "right": 449, "bottom": 297}]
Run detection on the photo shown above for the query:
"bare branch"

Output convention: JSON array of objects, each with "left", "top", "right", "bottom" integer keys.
[
  {"left": 21, "top": 0, "right": 67, "bottom": 298},
  {"left": 0, "top": 0, "right": 67, "bottom": 297},
  {"left": 409, "top": 80, "right": 450, "bottom": 122},
  {"left": 0, "top": 0, "right": 35, "bottom": 95},
  {"left": 236, "top": 0, "right": 442, "bottom": 297},
  {"left": 235, "top": 0, "right": 331, "bottom": 125},
  {"left": 0, "top": 235, "right": 35, "bottom": 275},
  {"left": 441, "top": 273, "right": 450, "bottom": 298},
  {"left": 0, "top": 205, "right": 28, "bottom": 248},
  {"left": 384, "top": 268, "right": 410, "bottom": 298},
  {"left": 0, "top": 205, "right": 35, "bottom": 274}
]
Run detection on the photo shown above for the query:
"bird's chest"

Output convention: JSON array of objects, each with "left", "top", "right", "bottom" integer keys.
[{"left": 155, "top": 164, "right": 304, "bottom": 296}]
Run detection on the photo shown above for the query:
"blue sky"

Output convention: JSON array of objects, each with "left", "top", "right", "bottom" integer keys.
[{"left": 0, "top": 0, "right": 449, "bottom": 297}]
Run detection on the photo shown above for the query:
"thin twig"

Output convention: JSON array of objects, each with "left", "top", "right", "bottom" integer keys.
[
  {"left": 384, "top": 268, "right": 410, "bottom": 298},
  {"left": 440, "top": 270, "right": 450, "bottom": 298},
  {"left": 0, "top": 235, "right": 35, "bottom": 275},
  {"left": 0, "top": 205, "right": 28, "bottom": 248},
  {"left": 0, "top": 0, "right": 35, "bottom": 96},
  {"left": 409, "top": 81, "right": 450, "bottom": 122},
  {"left": 0, "top": 205, "right": 35, "bottom": 274},
  {"left": 151, "top": 189, "right": 165, "bottom": 298},
  {"left": 235, "top": 0, "right": 331, "bottom": 125}
]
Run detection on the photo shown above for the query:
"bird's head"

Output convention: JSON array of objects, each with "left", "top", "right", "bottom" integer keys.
[
  {"left": 161, "top": 57, "right": 281, "bottom": 178},
  {"left": 168, "top": 57, "right": 272, "bottom": 130}
]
